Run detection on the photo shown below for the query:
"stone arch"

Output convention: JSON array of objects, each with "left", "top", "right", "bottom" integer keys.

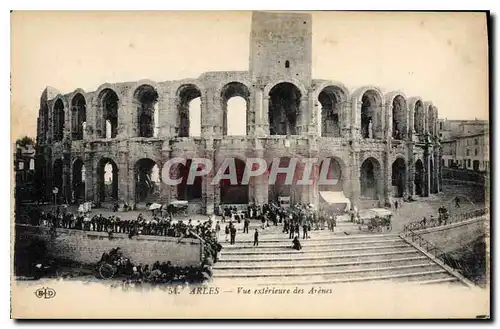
[
  {"left": 52, "top": 98, "right": 65, "bottom": 142},
  {"left": 391, "top": 157, "right": 406, "bottom": 197},
  {"left": 414, "top": 159, "right": 425, "bottom": 197},
  {"left": 360, "top": 157, "right": 382, "bottom": 199},
  {"left": 173, "top": 158, "right": 202, "bottom": 201},
  {"left": 267, "top": 82, "right": 303, "bottom": 136},
  {"left": 97, "top": 158, "right": 118, "bottom": 202},
  {"left": 263, "top": 78, "right": 308, "bottom": 97},
  {"left": 267, "top": 156, "right": 303, "bottom": 204},
  {"left": 134, "top": 158, "right": 160, "bottom": 203},
  {"left": 386, "top": 91, "right": 408, "bottom": 140},
  {"left": 353, "top": 87, "right": 384, "bottom": 139},
  {"left": 133, "top": 84, "right": 159, "bottom": 138},
  {"left": 219, "top": 157, "right": 249, "bottom": 204},
  {"left": 317, "top": 84, "right": 349, "bottom": 138},
  {"left": 72, "top": 157, "right": 85, "bottom": 202},
  {"left": 220, "top": 82, "right": 251, "bottom": 136},
  {"left": 176, "top": 84, "right": 202, "bottom": 137},
  {"left": 95, "top": 88, "right": 120, "bottom": 139},
  {"left": 413, "top": 99, "right": 425, "bottom": 136},
  {"left": 318, "top": 156, "right": 346, "bottom": 192},
  {"left": 427, "top": 104, "right": 437, "bottom": 137},
  {"left": 70, "top": 93, "right": 87, "bottom": 140}
]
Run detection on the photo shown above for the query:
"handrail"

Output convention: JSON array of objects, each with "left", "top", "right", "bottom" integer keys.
[
  {"left": 402, "top": 208, "right": 488, "bottom": 233},
  {"left": 399, "top": 209, "right": 489, "bottom": 284},
  {"left": 402, "top": 229, "right": 470, "bottom": 278}
]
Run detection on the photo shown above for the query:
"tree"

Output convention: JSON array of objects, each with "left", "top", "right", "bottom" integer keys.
[{"left": 15, "top": 136, "right": 35, "bottom": 148}]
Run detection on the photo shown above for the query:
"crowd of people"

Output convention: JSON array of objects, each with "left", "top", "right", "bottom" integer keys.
[
  {"left": 216, "top": 202, "right": 345, "bottom": 249},
  {"left": 98, "top": 247, "right": 211, "bottom": 285}
]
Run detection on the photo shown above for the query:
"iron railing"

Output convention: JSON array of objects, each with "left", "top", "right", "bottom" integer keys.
[
  {"left": 403, "top": 208, "right": 488, "bottom": 232},
  {"left": 402, "top": 229, "right": 469, "bottom": 277}
]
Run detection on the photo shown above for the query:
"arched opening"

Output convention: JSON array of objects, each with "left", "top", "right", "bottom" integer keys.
[
  {"left": 134, "top": 85, "right": 159, "bottom": 138},
  {"left": 53, "top": 159, "right": 63, "bottom": 192},
  {"left": 72, "top": 158, "right": 85, "bottom": 202},
  {"left": 319, "top": 86, "right": 345, "bottom": 138},
  {"left": 53, "top": 99, "right": 65, "bottom": 142},
  {"left": 220, "top": 158, "right": 249, "bottom": 204},
  {"left": 71, "top": 93, "right": 86, "bottom": 140},
  {"left": 174, "top": 159, "right": 202, "bottom": 201},
  {"left": 414, "top": 159, "right": 424, "bottom": 197},
  {"left": 428, "top": 106, "right": 435, "bottom": 137},
  {"left": 177, "top": 85, "right": 202, "bottom": 137},
  {"left": 97, "top": 89, "right": 119, "bottom": 139},
  {"left": 221, "top": 82, "right": 250, "bottom": 136},
  {"left": 391, "top": 158, "right": 406, "bottom": 197},
  {"left": 268, "top": 157, "right": 302, "bottom": 204},
  {"left": 134, "top": 158, "right": 160, "bottom": 203},
  {"left": 360, "top": 157, "right": 381, "bottom": 199},
  {"left": 98, "top": 158, "right": 118, "bottom": 202},
  {"left": 360, "top": 90, "right": 383, "bottom": 139},
  {"left": 392, "top": 96, "right": 407, "bottom": 140},
  {"left": 318, "top": 157, "right": 343, "bottom": 191},
  {"left": 285, "top": 60, "right": 290, "bottom": 69},
  {"left": 268, "top": 82, "right": 301, "bottom": 136},
  {"left": 414, "top": 100, "right": 424, "bottom": 135}
]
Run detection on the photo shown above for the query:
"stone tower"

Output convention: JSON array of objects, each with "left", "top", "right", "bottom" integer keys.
[{"left": 249, "top": 11, "right": 313, "bottom": 88}]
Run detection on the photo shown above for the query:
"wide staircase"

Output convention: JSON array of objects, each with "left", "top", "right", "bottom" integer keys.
[{"left": 212, "top": 217, "right": 465, "bottom": 287}]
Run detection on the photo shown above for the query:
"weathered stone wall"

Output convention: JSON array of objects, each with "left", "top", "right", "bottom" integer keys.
[
  {"left": 33, "top": 11, "right": 443, "bottom": 214},
  {"left": 416, "top": 217, "right": 487, "bottom": 254},
  {"left": 15, "top": 224, "right": 203, "bottom": 267}
]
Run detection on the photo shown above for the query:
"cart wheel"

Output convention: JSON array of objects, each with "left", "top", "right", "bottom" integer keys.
[{"left": 99, "top": 263, "right": 116, "bottom": 279}]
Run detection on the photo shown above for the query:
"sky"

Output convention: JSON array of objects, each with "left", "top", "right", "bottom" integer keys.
[{"left": 10, "top": 11, "right": 489, "bottom": 140}]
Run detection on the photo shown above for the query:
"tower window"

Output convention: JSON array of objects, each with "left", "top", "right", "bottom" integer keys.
[{"left": 285, "top": 60, "right": 290, "bottom": 68}]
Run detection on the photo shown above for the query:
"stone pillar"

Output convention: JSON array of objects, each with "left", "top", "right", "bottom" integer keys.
[
  {"left": 251, "top": 139, "right": 268, "bottom": 206},
  {"left": 352, "top": 100, "right": 362, "bottom": 139},
  {"left": 202, "top": 139, "right": 215, "bottom": 215},
  {"left": 407, "top": 143, "right": 415, "bottom": 197},
  {"left": 85, "top": 152, "right": 96, "bottom": 202},
  {"left": 349, "top": 148, "right": 361, "bottom": 209},
  {"left": 262, "top": 96, "right": 270, "bottom": 135},
  {"left": 200, "top": 90, "right": 212, "bottom": 138},
  {"left": 117, "top": 141, "right": 130, "bottom": 203},
  {"left": 251, "top": 87, "right": 264, "bottom": 137},
  {"left": 423, "top": 148, "right": 430, "bottom": 197},
  {"left": 341, "top": 101, "right": 351, "bottom": 138},
  {"left": 383, "top": 151, "right": 391, "bottom": 206},
  {"left": 307, "top": 91, "right": 318, "bottom": 136},
  {"left": 297, "top": 97, "right": 309, "bottom": 135},
  {"left": 160, "top": 140, "right": 173, "bottom": 202},
  {"left": 62, "top": 152, "right": 71, "bottom": 203}
]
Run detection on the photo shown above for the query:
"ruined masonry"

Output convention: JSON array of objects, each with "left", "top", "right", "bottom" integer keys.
[{"left": 35, "top": 11, "right": 442, "bottom": 214}]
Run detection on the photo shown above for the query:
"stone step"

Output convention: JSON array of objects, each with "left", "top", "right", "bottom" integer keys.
[
  {"left": 213, "top": 262, "right": 439, "bottom": 279},
  {"left": 418, "top": 277, "right": 460, "bottom": 285},
  {"left": 216, "top": 249, "right": 422, "bottom": 263},
  {"left": 220, "top": 243, "right": 412, "bottom": 257},
  {"left": 221, "top": 240, "right": 407, "bottom": 253},
  {"left": 219, "top": 245, "right": 417, "bottom": 261},
  {"left": 212, "top": 269, "right": 453, "bottom": 286},
  {"left": 213, "top": 256, "right": 429, "bottom": 270},
  {"left": 220, "top": 233, "right": 399, "bottom": 244},
  {"left": 214, "top": 258, "right": 436, "bottom": 276}
]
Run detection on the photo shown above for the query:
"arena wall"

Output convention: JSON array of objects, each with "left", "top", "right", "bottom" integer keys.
[{"left": 15, "top": 224, "right": 203, "bottom": 267}]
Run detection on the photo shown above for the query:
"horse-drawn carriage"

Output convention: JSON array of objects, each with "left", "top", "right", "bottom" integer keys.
[
  {"left": 167, "top": 200, "right": 188, "bottom": 217},
  {"left": 357, "top": 208, "right": 393, "bottom": 233}
]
